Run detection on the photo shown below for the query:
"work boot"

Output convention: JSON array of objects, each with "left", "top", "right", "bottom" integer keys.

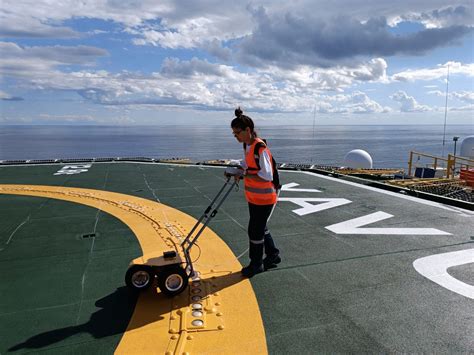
[
  {"left": 241, "top": 263, "right": 264, "bottom": 278},
  {"left": 263, "top": 254, "right": 281, "bottom": 270}
]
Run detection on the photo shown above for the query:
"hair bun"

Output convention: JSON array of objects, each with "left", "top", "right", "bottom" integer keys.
[{"left": 235, "top": 107, "right": 243, "bottom": 118}]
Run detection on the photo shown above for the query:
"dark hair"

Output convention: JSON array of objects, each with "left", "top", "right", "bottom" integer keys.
[{"left": 231, "top": 107, "right": 257, "bottom": 137}]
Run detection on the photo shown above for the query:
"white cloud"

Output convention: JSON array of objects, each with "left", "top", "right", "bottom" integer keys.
[
  {"left": 315, "top": 91, "right": 390, "bottom": 114},
  {"left": 1, "top": 1, "right": 472, "bottom": 61},
  {"left": 390, "top": 90, "right": 431, "bottom": 112},
  {"left": 1, "top": 54, "right": 389, "bottom": 114},
  {"left": 398, "top": 5, "right": 473, "bottom": 28},
  {"left": 427, "top": 90, "right": 445, "bottom": 96},
  {"left": 449, "top": 105, "right": 474, "bottom": 112},
  {"left": 452, "top": 91, "right": 474, "bottom": 104},
  {"left": 428, "top": 90, "right": 474, "bottom": 105},
  {"left": 0, "top": 42, "right": 108, "bottom": 79},
  {"left": 392, "top": 61, "right": 474, "bottom": 82},
  {"left": 1, "top": 1, "right": 472, "bottom": 124},
  {"left": 0, "top": 11, "right": 80, "bottom": 38}
]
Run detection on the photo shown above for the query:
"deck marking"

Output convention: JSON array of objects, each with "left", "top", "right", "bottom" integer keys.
[
  {"left": 325, "top": 211, "right": 451, "bottom": 235},
  {"left": 54, "top": 164, "right": 91, "bottom": 175},
  {"left": 413, "top": 249, "right": 474, "bottom": 299},
  {"left": 281, "top": 182, "right": 321, "bottom": 192},
  {"left": 278, "top": 197, "right": 352, "bottom": 216},
  {"left": 6, "top": 215, "right": 30, "bottom": 245},
  {"left": 0, "top": 184, "right": 267, "bottom": 354}
]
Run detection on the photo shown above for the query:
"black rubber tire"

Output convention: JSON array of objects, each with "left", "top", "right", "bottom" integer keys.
[
  {"left": 125, "top": 265, "right": 154, "bottom": 291},
  {"left": 157, "top": 265, "right": 189, "bottom": 297}
]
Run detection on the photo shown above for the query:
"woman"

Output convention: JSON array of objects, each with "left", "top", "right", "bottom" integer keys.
[{"left": 231, "top": 107, "right": 281, "bottom": 277}]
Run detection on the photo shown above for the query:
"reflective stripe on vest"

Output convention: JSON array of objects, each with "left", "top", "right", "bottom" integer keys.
[
  {"left": 244, "top": 138, "right": 277, "bottom": 205},
  {"left": 244, "top": 186, "right": 276, "bottom": 194}
]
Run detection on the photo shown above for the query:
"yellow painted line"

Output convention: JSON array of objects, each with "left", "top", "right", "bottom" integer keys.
[{"left": 0, "top": 185, "right": 267, "bottom": 354}]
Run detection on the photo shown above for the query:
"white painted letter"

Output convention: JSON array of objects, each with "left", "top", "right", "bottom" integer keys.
[
  {"left": 413, "top": 249, "right": 474, "bottom": 299},
  {"left": 278, "top": 197, "right": 351, "bottom": 216},
  {"left": 325, "top": 211, "right": 451, "bottom": 235},
  {"left": 281, "top": 182, "right": 321, "bottom": 193}
]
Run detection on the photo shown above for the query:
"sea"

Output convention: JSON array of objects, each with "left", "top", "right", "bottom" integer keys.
[{"left": 0, "top": 125, "right": 472, "bottom": 169}]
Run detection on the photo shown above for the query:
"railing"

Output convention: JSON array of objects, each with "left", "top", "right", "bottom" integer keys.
[{"left": 408, "top": 151, "right": 474, "bottom": 178}]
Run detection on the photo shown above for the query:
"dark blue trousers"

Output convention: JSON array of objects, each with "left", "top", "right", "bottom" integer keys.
[{"left": 248, "top": 203, "right": 279, "bottom": 265}]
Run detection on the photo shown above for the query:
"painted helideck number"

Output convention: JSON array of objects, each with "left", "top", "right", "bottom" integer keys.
[{"left": 54, "top": 165, "right": 91, "bottom": 176}]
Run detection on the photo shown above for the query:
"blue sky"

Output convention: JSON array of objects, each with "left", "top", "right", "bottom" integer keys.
[{"left": 0, "top": 0, "right": 473, "bottom": 125}]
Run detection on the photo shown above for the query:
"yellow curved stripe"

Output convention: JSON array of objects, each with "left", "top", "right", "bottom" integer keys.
[{"left": 0, "top": 185, "right": 267, "bottom": 354}]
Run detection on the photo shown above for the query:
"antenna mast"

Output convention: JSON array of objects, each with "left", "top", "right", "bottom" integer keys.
[
  {"left": 311, "top": 105, "right": 316, "bottom": 164},
  {"left": 441, "top": 64, "right": 450, "bottom": 157}
]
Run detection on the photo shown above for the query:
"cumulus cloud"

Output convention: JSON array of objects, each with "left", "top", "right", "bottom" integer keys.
[
  {"left": 452, "top": 91, "right": 474, "bottom": 104},
  {"left": 160, "top": 57, "right": 230, "bottom": 78},
  {"left": 1, "top": 1, "right": 472, "bottom": 118},
  {"left": 0, "top": 42, "right": 107, "bottom": 65},
  {"left": 428, "top": 90, "right": 474, "bottom": 104},
  {"left": 0, "top": 42, "right": 108, "bottom": 77},
  {"left": 205, "top": 39, "right": 232, "bottom": 61},
  {"left": 392, "top": 61, "right": 474, "bottom": 81},
  {"left": 2, "top": 1, "right": 472, "bottom": 58},
  {"left": 449, "top": 105, "right": 474, "bottom": 112},
  {"left": 0, "top": 12, "right": 80, "bottom": 38},
  {"left": 399, "top": 5, "right": 474, "bottom": 28},
  {"left": 1, "top": 0, "right": 249, "bottom": 47},
  {"left": 315, "top": 92, "right": 390, "bottom": 114},
  {"left": 236, "top": 7, "right": 472, "bottom": 69},
  {"left": 1, "top": 54, "right": 389, "bottom": 114},
  {"left": 390, "top": 90, "right": 430, "bottom": 112},
  {"left": 129, "top": 16, "right": 245, "bottom": 49}
]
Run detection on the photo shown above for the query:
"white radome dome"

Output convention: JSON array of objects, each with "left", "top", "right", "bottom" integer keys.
[
  {"left": 344, "top": 149, "right": 373, "bottom": 169},
  {"left": 459, "top": 136, "right": 474, "bottom": 159}
]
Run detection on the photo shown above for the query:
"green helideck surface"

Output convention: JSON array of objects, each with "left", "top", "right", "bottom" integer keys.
[{"left": 0, "top": 162, "right": 472, "bottom": 354}]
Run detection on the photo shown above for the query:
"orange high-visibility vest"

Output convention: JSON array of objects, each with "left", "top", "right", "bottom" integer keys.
[{"left": 244, "top": 138, "right": 278, "bottom": 205}]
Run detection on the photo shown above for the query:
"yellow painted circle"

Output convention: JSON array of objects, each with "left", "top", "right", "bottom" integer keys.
[{"left": 0, "top": 184, "right": 267, "bottom": 354}]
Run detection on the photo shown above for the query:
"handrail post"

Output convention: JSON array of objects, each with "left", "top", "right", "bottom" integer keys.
[
  {"left": 447, "top": 154, "right": 451, "bottom": 178},
  {"left": 447, "top": 154, "right": 453, "bottom": 178},
  {"left": 408, "top": 151, "right": 413, "bottom": 176}
]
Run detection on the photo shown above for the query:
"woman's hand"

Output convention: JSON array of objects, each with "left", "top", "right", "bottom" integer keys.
[{"left": 224, "top": 166, "right": 244, "bottom": 182}]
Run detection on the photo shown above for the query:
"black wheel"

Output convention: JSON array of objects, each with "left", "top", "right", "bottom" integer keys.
[
  {"left": 125, "top": 265, "right": 154, "bottom": 291},
  {"left": 157, "top": 265, "right": 189, "bottom": 297}
]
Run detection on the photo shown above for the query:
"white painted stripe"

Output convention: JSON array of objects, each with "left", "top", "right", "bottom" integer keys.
[
  {"left": 413, "top": 248, "right": 474, "bottom": 300},
  {"left": 325, "top": 211, "right": 451, "bottom": 235},
  {"left": 281, "top": 182, "right": 321, "bottom": 193},
  {"left": 6, "top": 216, "right": 30, "bottom": 245},
  {"left": 278, "top": 197, "right": 352, "bottom": 216}
]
